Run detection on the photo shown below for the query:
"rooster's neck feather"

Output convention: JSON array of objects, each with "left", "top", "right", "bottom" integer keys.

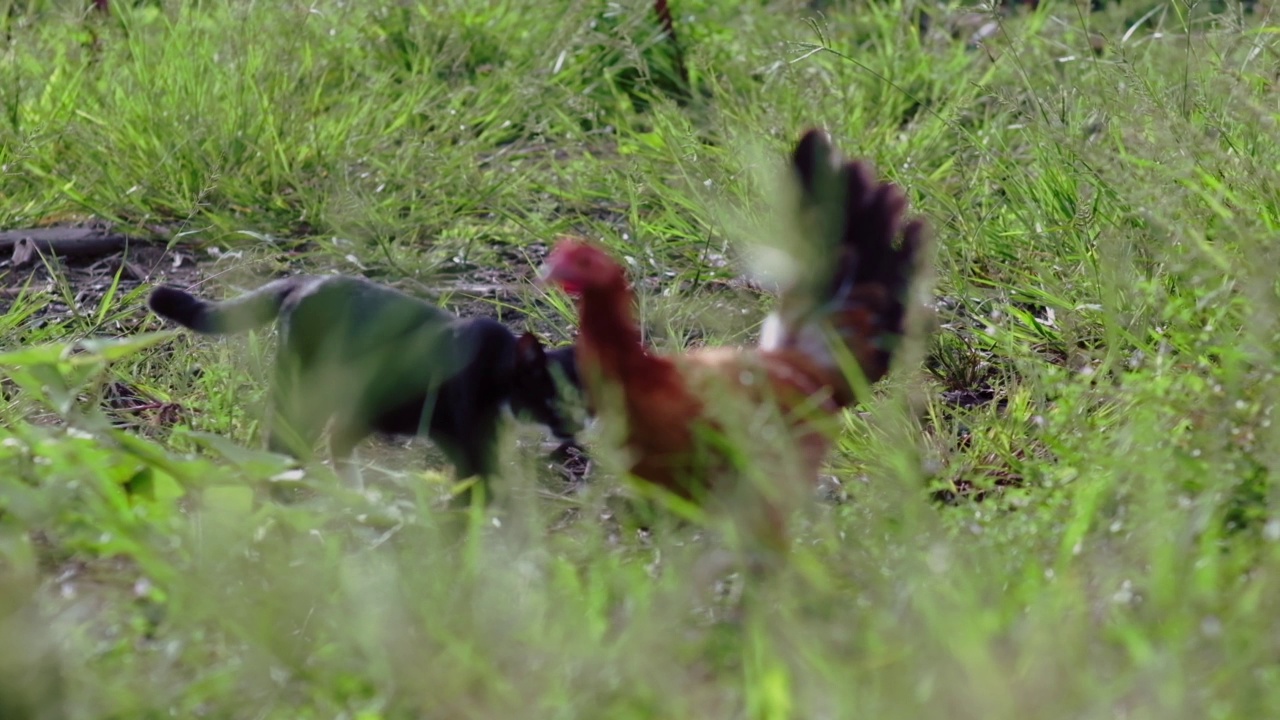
[
  {"left": 578, "top": 275, "right": 645, "bottom": 374},
  {"left": 578, "top": 273, "right": 687, "bottom": 394}
]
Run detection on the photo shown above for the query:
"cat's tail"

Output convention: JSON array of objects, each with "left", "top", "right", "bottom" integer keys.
[{"left": 148, "top": 277, "right": 304, "bottom": 335}]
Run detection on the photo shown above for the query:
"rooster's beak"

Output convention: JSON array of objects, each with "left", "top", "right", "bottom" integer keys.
[
  {"left": 535, "top": 261, "right": 555, "bottom": 288},
  {"left": 537, "top": 260, "right": 583, "bottom": 296}
]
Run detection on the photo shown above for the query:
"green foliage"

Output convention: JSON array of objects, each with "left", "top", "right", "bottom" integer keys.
[{"left": 1, "top": 0, "right": 1279, "bottom": 717}]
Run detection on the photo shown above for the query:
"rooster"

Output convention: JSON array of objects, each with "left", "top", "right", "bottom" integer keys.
[{"left": 540, "top": 129, "right": 929, "bottom": 551}]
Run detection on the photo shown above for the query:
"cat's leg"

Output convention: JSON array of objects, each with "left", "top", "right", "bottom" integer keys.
[
  {"left": 437, "top": 418, "right": 501, "bottom": 509},
  {"left": 265, "top": 354, "right": 325, "bottom": 460},
  {"left": 327, "top": 425, "right": 367, "bottom": 491}
]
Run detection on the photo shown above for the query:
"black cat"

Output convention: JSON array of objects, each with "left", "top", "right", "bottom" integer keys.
[{"left": 148, "top": 275, "right": 581, "bottom": 503}]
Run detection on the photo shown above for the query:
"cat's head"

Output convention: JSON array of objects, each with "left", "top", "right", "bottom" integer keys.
[{"left": 509, "top": 333, "right": 583, "bottom": 442}]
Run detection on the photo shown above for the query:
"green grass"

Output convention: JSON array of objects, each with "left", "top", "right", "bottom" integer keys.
[{"left": 2, "top": 0, "right": 1280, "bottom": 717}]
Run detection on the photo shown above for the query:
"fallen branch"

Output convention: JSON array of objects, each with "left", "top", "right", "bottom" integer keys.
[{"left": 0, "top": 225, "right": 143, "bottom": 267}]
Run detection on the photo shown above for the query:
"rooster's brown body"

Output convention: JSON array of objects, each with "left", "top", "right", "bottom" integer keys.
[{"left": 543, "top": 130, "right": 928, "bottom": 549}]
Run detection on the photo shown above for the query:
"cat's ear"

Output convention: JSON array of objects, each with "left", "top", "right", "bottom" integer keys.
[{"left": 516, "top": 332, "right": 547, "bottom": 365}]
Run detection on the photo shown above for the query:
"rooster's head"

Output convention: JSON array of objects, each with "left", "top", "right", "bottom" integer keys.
[{"left": 540, "top": 237, "right": 626, "bottom": 296}]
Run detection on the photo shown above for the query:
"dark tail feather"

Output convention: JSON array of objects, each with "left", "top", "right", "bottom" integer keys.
[
  {"left": 826, "top": 153, "right": 926, "bottom": 337},
  {"left": 148, "top": 279, "right": 299, "bottom": 335},
  {"left": 787, "top": 129, "right": 929, "bottom": 403}
]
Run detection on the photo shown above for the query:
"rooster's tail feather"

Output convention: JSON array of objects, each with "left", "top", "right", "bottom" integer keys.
[{"left": 760, "top": 129, "right": 928, "bottom": 406}]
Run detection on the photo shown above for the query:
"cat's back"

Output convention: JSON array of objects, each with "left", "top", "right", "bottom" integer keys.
[{"left": 285, "top": 276, "right": 451, "bottom": 342}]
